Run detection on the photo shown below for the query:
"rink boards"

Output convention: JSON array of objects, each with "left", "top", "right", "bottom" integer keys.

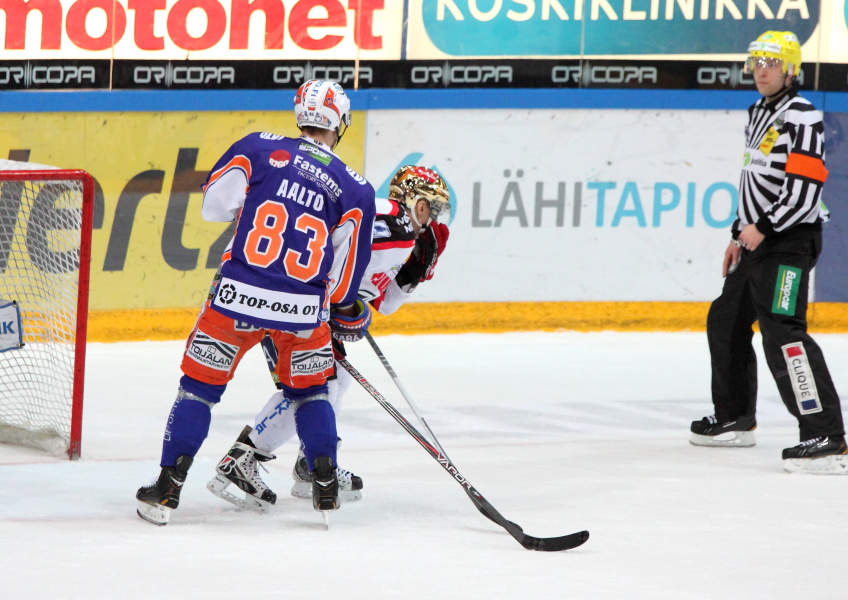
[{"left": 3, "top": 90, "right": 847, "bottom": 338}]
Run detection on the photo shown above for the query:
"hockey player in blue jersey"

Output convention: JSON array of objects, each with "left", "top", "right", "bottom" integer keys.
[
  {"left": 136, "top": 80, "right": 376, "bottom": 526},
  {"left": 206, "top": 166, "right": 452, "bottom": 511}
]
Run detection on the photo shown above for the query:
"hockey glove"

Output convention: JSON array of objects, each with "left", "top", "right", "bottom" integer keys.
[
  {"left": 424, "top": 222, "right": 449, "bottom": 280},
  {"left": 329, "top": 298, "right": 372, "bottom": 343},
  {"left": 395, "top": 223, "right": 450, "bottom": 291}
]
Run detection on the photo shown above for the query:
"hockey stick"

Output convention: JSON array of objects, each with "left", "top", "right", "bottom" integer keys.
[
  {"left": 364, "top": 332, "right": 452, "bottom": 458},
  {"left": 339, "top": 356, "right": 589, "bottom": 552},
  {"left": 364, "top": 332, "right": 504, "bottom": 526}
]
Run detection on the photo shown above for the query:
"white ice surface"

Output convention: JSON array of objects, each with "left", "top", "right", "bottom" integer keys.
[{"left": 1, "top": 331, "right": 847, "bottom": 599}]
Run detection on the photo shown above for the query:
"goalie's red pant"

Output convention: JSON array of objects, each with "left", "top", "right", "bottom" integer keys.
[
  {"left": 180, "top": 301, "right": 333, "bottom": 391},
  {"left": 706, "top": 225, "right": 845, "bottom": 441}
]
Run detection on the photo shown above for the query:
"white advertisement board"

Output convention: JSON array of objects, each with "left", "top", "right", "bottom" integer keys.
[
  {"left": 365, "top": 108, "right": 747, "bottom": 302},
  {"left": 823, "top": 0, "right": 848, "bottom": 63}
]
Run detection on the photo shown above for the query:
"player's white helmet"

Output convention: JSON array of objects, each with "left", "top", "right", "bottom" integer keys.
[
  {"left": 294, "top": 79, "right": 352, "bottom": 134},
  {"left": 388, "top": 165, "right": 451, "bottom": 223}
]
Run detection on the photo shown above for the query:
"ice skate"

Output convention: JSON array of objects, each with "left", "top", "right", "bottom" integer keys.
[
  {"left": 291, "top": 445, "right": 362, "bottom": 502},
  {"left": 136, "top": 455, "right": 193, "bottom": 526},
  {"left": 312, "top": 455, "right": 340, "bottom": 521},
  {"left": 783, "top": 435, "right": 848, "bottom": 474},
  {"left": 690, "top": 414, "right": 757, "bottom": 447},
  {"left": 207, "top": 425, "right": 278, "bottom": 513}
]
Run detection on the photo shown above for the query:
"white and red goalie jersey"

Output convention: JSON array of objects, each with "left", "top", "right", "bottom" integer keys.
[{"left": 358, "top": 197, "right": 419, "bottom": 315}]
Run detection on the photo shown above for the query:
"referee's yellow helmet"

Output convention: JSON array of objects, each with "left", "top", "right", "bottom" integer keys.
[{"left": 746, "top": 31, "right": 802, "bottom": 75}]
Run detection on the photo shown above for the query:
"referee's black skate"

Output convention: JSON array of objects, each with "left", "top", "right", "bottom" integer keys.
[
  {"left": 690, "top": 414, "right": 756, "bottom": 447},
  {"left": 207, "top": 425, "right": 277, "bottom": 513},
  {"left": 136, "top": 454, "right": 193, "bottom": 526},
  {"left": 783, "top": 435, "right": 848, "bottom": 474},
  {"left": 312, "top": 455, "right": 340, "bottom": 517}
]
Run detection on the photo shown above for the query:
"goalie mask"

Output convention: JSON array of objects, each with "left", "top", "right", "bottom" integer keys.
[
  {"left": 388, "top": 166, "right": 451, "bottom": 225},
  {"left": 294, "top": 80, "right": 352, "bottom": 136}
]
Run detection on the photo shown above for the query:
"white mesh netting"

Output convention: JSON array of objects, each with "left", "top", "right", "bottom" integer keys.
[{"left": 0, "top": 162, "right": 87, "bottom": 457}]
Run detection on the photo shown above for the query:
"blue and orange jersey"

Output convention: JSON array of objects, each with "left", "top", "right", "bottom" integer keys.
[{"left": 202, "top": 132, "right": 375, "bottom": 330}]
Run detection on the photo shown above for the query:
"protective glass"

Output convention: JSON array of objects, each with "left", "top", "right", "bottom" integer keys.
[
  {"left": 745, "top": 56, "right": 783, "bottom": 73},
  {"left": 424, "top": 198, "right": 451, "bottom": 224}
]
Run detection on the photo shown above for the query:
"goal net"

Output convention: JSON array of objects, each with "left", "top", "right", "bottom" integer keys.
[{"left": 0, "top": 161, "right": 95, "bottom": 459}]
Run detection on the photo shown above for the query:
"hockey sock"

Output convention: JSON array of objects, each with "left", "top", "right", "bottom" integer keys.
[
  {"left": 178, "top": 375, "right": 226, "bottom": 404},
  {"left": 251, "top": 391, "right": 298, "bottom": 453},
  {"left": 160, "top": 377, "right": 223, "bottom": 466},
  {"left": 294, "top": 399, "right": 338, "bottom": 471}
]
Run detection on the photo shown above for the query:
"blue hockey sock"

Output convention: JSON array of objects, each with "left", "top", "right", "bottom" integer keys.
[
  {"left": 179, "top": 375, "right": 226, "bottom": 404},
  {"left": 294, "top": 399, "right": 337, "bottom": 471},
  {"left": 160, "top": 379, "right": 222, "bottom": 466}
]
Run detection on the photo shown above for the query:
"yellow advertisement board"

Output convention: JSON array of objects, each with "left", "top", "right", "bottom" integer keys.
[{"left": 0, "top": 110, "right": 366, "bottom": 310}]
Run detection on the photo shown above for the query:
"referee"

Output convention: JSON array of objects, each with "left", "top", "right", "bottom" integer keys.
[{"left": 690, "top": 31, "right": 847, "bottom": 474}]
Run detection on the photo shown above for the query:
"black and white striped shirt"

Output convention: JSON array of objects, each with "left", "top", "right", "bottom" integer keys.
[{"left": 736, "top": 88, "right": 830, "bottom": 236}]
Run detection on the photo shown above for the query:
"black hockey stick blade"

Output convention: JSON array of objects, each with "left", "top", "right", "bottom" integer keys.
[
  {"left": 518, "top": 528, "right": 590, "bottom": 552},
  {"left": 473, "top": 489, "right": 589, "bottom": 551},
  {"left": 339, "top": 357, "right": 590, "bottom": 551}
]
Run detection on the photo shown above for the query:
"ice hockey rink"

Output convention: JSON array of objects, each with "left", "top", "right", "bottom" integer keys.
[{"left": 1, "top": 330, "right": 847, "bottom": 599}]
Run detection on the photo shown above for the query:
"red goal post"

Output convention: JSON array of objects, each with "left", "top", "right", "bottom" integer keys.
[{"left": 0, "top": 167, "right": 95, "bottom": 459}]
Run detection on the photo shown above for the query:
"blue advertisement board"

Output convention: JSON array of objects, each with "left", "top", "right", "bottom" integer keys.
[
  {"left": 818, "top": 110, "right": 848, "bottom": 301},
  {"left": 420, "top": 0, "right": 819, "bottom": 56}
]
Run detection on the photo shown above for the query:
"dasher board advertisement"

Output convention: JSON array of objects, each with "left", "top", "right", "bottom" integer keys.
[
  {"left": 0, "top": 0, "right": 403, "bottom": 60},
  {"left": 5, "top": 100, "right": 848, "bottom": 308},
  {"left": 406, "top": 0, "right": 833, "bottom": 60},
  {"left": 364, "top": 108, "right": 746, "bottom": 303},
  {"left": 0, "top": 109, "right": 367, "bottom": 310}
]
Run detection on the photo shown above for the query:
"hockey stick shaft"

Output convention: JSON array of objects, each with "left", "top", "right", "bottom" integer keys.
[
  {"left": 364, "top": 332, "right": 451, "bottom": 459},
  {"left": 339, "top": 357, "right": 589, "bottom": 551},
  {"left": 363, "top": 332, "right": 501, "bottom": 525}
]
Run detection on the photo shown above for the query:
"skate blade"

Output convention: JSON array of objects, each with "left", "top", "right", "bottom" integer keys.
[
  {"left": 137, "top": 501, "right": 171, "bottom": 526},
  {"left": 206, "top": 475, "right": 274, "bottom": 514},
  {"left": 291, "top": 481, "right": 361, "bottom": 503},
  {"left": 784, "top": 454, "right": 848, "bottom": 475},
  {"left": 322, "top": 511, "right": 331, "bottom": 529},
  {"left": 689, "top": 431, "right": 756, "bottom": 448}
]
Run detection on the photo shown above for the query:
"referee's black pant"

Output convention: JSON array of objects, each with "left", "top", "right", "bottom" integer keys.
[{"left": 706, "top": 224, "right": 844, "bottom": 441}]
